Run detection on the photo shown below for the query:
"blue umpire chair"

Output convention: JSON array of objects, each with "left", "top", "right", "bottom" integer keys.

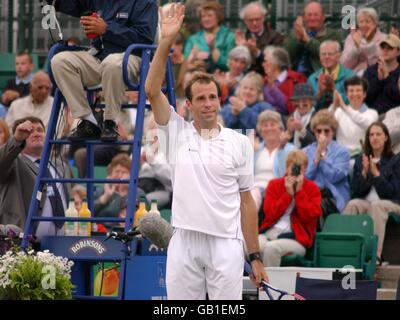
[{"left": 21, "top": 42, "right": 176, "bottom": 300}]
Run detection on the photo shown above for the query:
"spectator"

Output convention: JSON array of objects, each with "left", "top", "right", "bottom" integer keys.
[
  {"left": 383, "top": 106, "right": 400, "bottom": 154},
  {"left": 220, "top": 72, "right": 274, "bottom": 130},
  {"left": 344, "top": 122, "right": 400, "bottom": 264},
  {"left": 284, "top": 1, "right": 342, "bottom": 77},
  {"left": 71, "top": 184, "right": 86, "bottom": 212},
  {"left": 0, "top": 119, "right": 10, "bottom": 145},
  {"left": 285, "top": 83, "right": 316, "bottom": 149},
  {"left": 50, "top": 0, "right": 158, "bottom": 142},
  {"left": 0, "top": 117, "right": 71, "bottom": 238},
  {"left": 308, "top": 40, "right": 354, "bottom": 111},
  {"left": 139, "top": 114, "right": 172, "bottom": 209},
  {"left": 94, "top": 153, "right": 147, "bottom": 218},
  {"left": 363, "top": 33, "right": 400, "bottom": 115},
  {"left": 5, "top": 71, "right": 53, "bottom": 129},
  {"left": 303, "top": 110, "right": 350, "bottom": 216},
  {"left": 184, "top": 1, "right": 235, "bottom": 73},
  {"left": 329, "top": 77, "right": 378, "bottom": 158},
  {"left": 236, "top": 1, "right": 284, "bottom": 74},
  {"left": 258, "top": 150, "right": 322, "bottom": 266},
  {"left": 94, "top": 154, "right": 136, "bottom": 218},
  {"left": 341, "top": 8, "right": 386, "bottom": 76},
  {"left": 214, "top": 45, "right": 252, "bottom": 104},
  {"left": 263, "top": 46, "right": 307, "bottom": 115},
  {"left": 1, "top": 52, "right": 34, "bottom": 108},
  {"left": 252, "top": 110, "right": 295, "bottom": 211}
]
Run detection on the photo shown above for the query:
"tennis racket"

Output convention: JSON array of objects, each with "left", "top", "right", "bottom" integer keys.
[{"left": 244, "top": 261, "right": 306, "bottom": 300}]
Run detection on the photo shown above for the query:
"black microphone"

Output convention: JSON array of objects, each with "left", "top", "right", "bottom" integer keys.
[
  {"left": 104, "top": 213, "right": 173, "bottom": 248},
  {"left": 104, "top": 231, "right": 120, "bottom": 241},
  {"left": 104, "top": 229, "right": 139, "bottom": 242}
]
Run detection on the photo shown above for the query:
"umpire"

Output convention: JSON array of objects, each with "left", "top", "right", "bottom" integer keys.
[{"left": 49, "top": 0, "right": 158, "bottom": 141}]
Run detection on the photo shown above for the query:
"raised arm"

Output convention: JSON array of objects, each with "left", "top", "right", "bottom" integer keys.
[
  {"left": 0, "top": 121, "right": 34, "bottom": 183},
  {"left": 145, "top": 4, "right": 185, "bottom": 126}
]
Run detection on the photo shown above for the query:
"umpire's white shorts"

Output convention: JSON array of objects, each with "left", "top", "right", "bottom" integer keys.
[{"left": 166, "top": 228, "right": 244, "bottom": 300}]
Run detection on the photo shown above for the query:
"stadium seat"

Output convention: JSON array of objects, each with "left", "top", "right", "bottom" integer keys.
[
  {"left": 281, "top": 253, "right": 314, "bottom": 267},
  {"left": 70, "top": 165, "right": 107, "bottom": 179},
  {"left": 313, "top": 214, "right": 378, "bottom": 279},
  {"left": 295, "top": 276, "right": 378, "bottom": 300},
  {"left": 94, "top": 166, "right": 108, "bottom": 179},
  {"left": 160, "top": 209, "right": 171, "bottom": 223}
]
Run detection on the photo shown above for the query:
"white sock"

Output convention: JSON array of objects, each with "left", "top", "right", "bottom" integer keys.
[{"left": 82, "top": 113, "right": 98, "bottom": 125}]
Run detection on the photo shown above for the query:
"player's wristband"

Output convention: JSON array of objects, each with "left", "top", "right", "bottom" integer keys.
[{"left": 249, "top": 252, "right": 262, "bottom": 263}]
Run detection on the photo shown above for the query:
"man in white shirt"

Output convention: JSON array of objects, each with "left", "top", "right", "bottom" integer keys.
[
  {"left": 330, "top": 76, "right": 379, "bottom": 157},
  {"left": 5, "top": 71, "right": 53, "bottom": 130},
  {"left": 145, "top": 4, "right": 267, "bottom": 300}
]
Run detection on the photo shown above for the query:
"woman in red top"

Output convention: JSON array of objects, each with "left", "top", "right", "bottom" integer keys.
[{"left": 258, "top": 150, "right": 322, "bottom": 266}]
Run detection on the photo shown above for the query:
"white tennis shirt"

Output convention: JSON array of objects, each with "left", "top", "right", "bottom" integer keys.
[{"left": 157, "top": 109, "right": 254, "bottom": 240}]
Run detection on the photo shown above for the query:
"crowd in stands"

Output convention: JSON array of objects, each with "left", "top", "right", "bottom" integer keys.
[{"left": 0, "top": 0, "right": 400, "bottom": 268}]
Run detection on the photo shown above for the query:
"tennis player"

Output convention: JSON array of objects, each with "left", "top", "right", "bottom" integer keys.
[{"left": 145, "top": 3, "right": 268, "bottom": 300}]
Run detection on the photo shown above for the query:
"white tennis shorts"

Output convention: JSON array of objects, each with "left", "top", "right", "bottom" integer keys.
[{"left": 166, "top": 228, "right": 244, "bottom": 300}]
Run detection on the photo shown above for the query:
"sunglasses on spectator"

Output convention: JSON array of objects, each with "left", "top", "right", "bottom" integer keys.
[{"left": 315, "top": 128, "right": 331, "bottom": 134}]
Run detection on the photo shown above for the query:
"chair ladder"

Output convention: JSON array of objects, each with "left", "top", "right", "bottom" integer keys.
[{"left": 21, "top": 43, "right": 175, "bottom": 300}]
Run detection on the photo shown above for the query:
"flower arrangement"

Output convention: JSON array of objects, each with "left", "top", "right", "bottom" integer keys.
[{"left": 0, "top": 249, "right": 74, "bottom": 300}]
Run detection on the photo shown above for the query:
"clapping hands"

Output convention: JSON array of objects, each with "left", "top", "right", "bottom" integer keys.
[
  {"left": 229, "top": 96, "right": 246, "bottom": 115},
  {"left": 377, "top": 57, "right": 389, "bottom": 80},
  {"left": 294, "top": 16, "right": 307, "bottom": 42},
  {"left": 287, "top": 117, "right": 304, "bottom": 133},
  {"left": 362, "top": 154, "right": 380, "bottom": 178},
  {"left": 332, "top": 90, "right": 347, "bottom": 110}
]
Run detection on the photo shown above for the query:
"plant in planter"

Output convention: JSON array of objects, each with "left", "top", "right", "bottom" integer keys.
[{"left": 0, "top": 249, "right": 74, "bottom": 300}]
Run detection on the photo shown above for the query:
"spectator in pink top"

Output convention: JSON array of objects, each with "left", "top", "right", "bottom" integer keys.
[{"left": 341, "top": 8, "right": 386, "bottom": 76}]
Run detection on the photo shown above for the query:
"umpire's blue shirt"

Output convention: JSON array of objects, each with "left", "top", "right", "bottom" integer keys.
[{"left": 54, "top": 0, "right": 158, "bottom": 60}]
